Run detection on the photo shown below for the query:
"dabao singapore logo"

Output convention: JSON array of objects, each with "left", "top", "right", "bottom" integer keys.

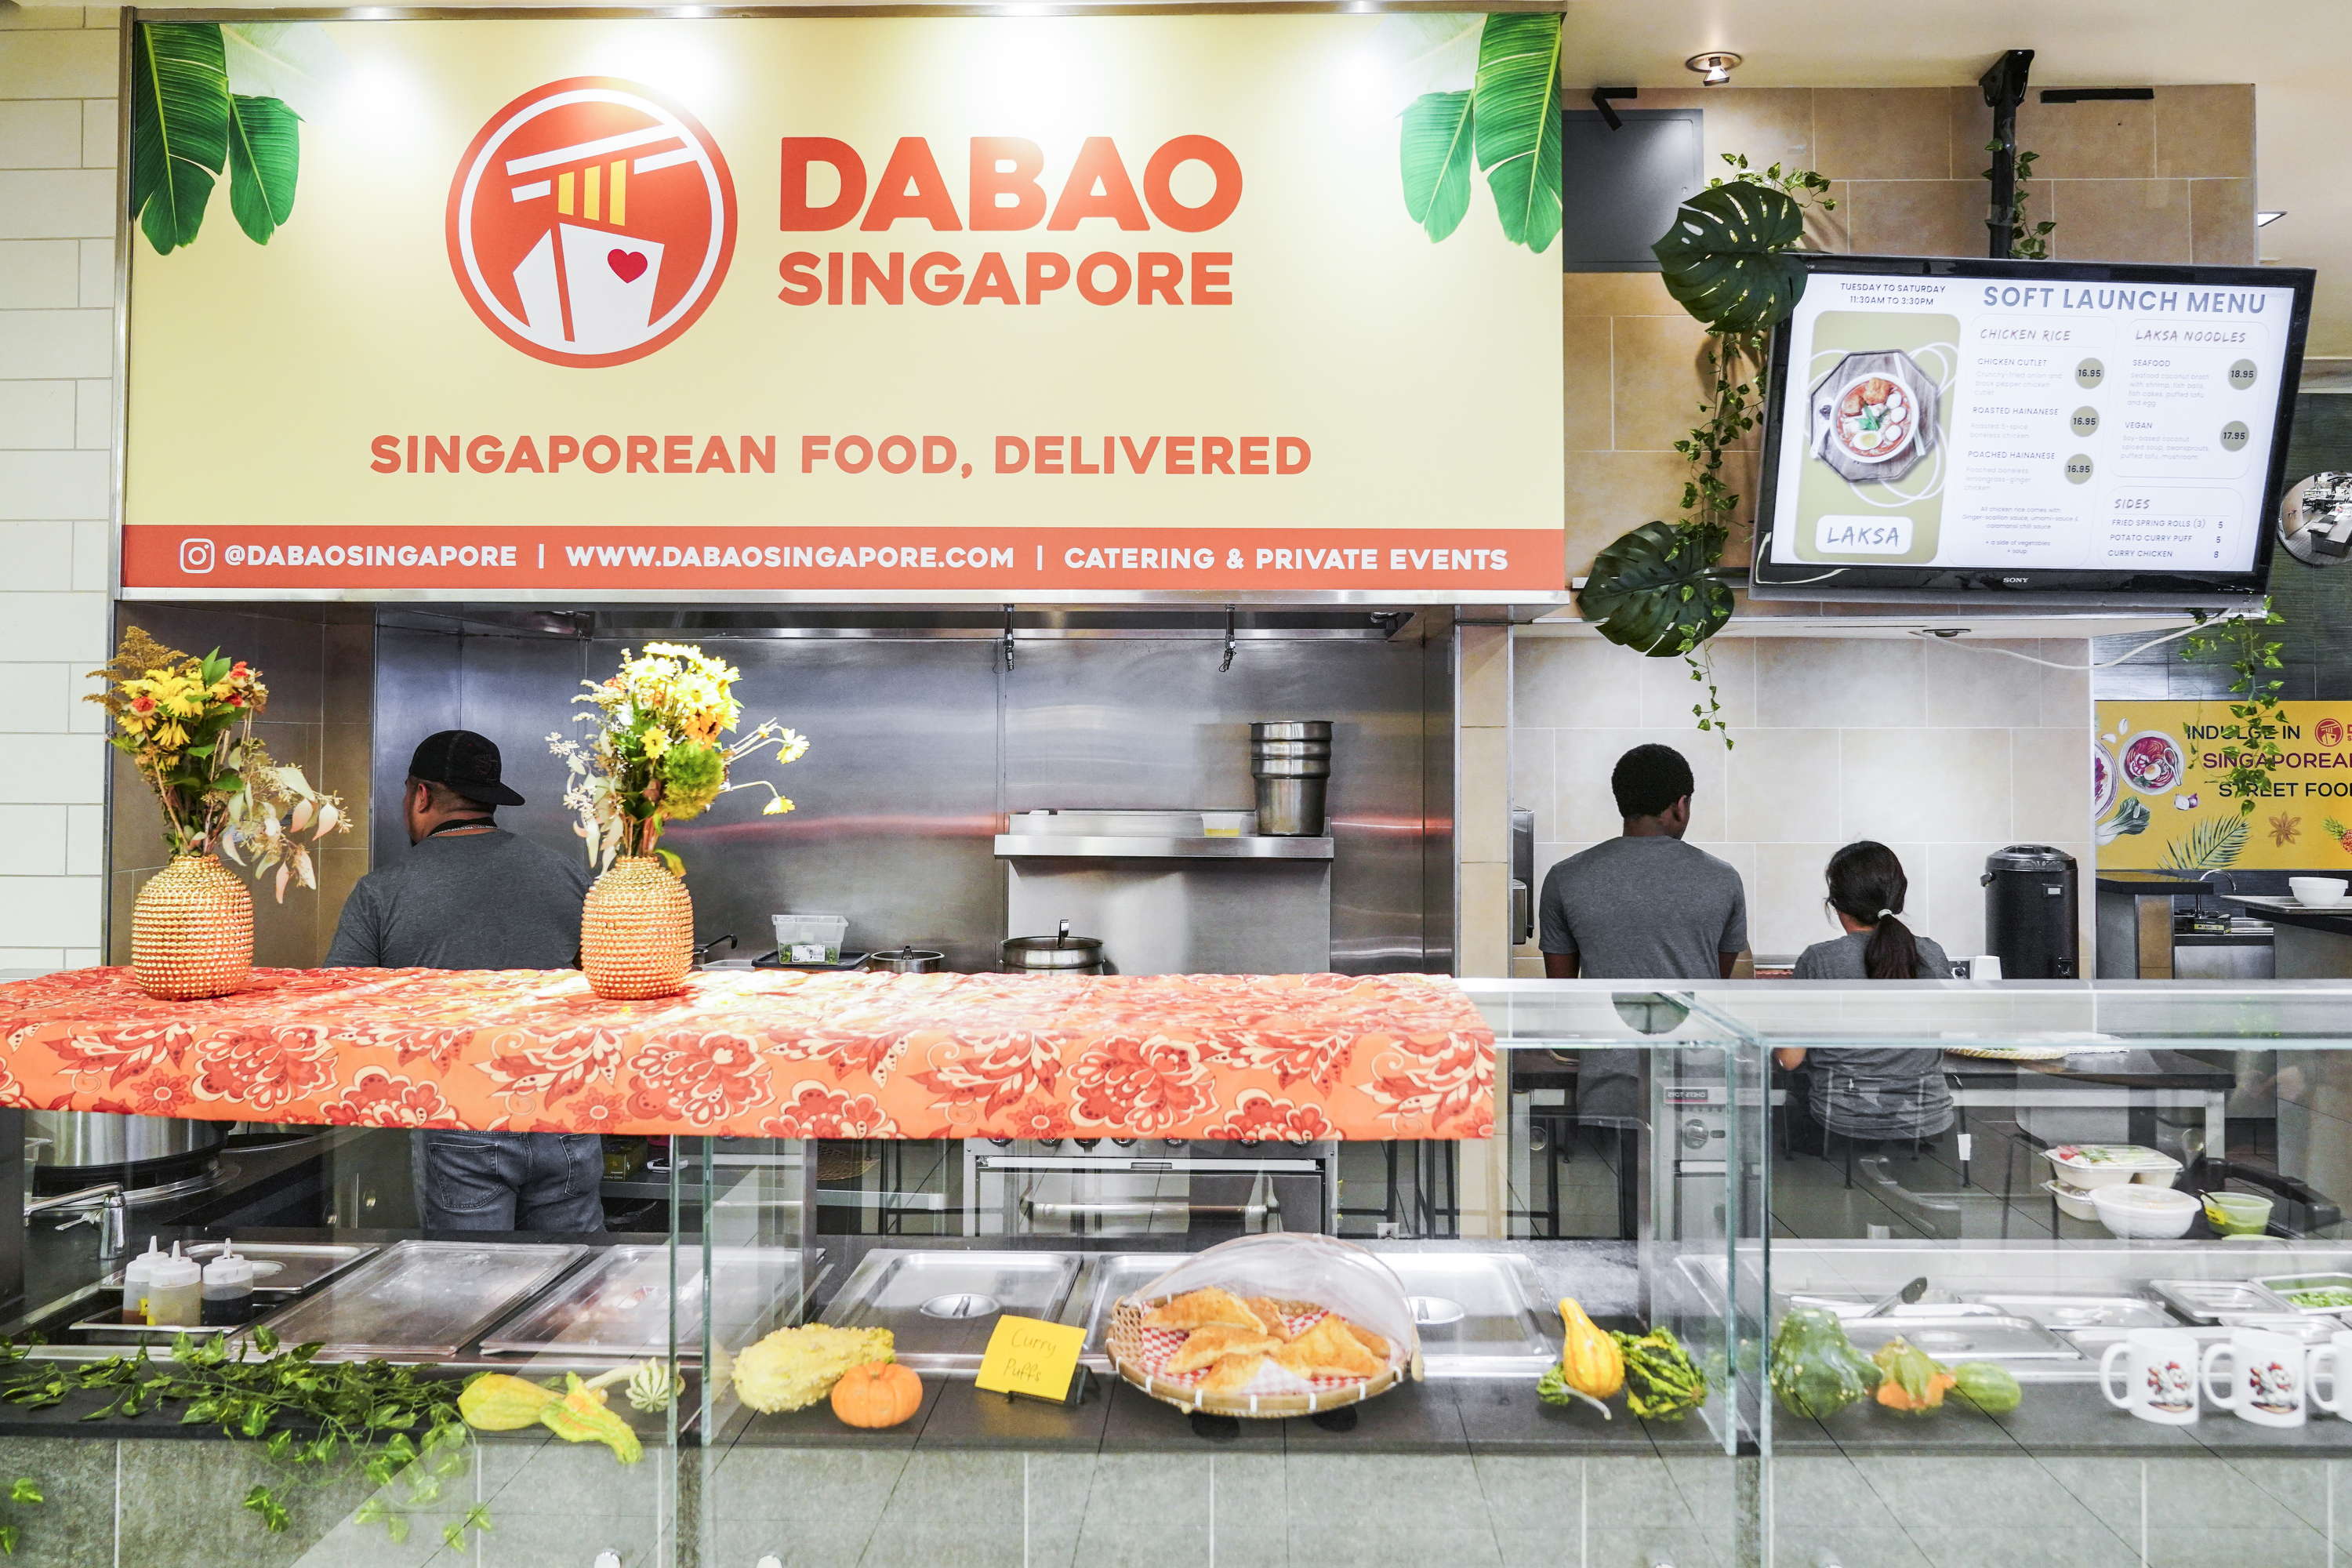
[{"left": 446, "top": 77, "right": 738, "bottom": 368}]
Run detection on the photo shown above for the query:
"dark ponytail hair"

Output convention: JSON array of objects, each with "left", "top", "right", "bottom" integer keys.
[{"left": 1824, "top": 840, "right": 1926, "bottom": 979}]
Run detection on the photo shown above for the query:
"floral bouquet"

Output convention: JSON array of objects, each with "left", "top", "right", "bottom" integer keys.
[
  {"left": 86, "top": 627, "right": 348, "bottom": 899},
  {"left": 550, "top": 642, "right": 808, "bottom": 877}
]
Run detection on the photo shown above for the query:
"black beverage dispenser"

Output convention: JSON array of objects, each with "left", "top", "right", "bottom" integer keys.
[{"left": 1983, "top": 845, "right": 2080, "bottom": 978}]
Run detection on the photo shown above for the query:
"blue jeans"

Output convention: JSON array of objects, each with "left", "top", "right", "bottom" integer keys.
[{"left": 421, "top": 1130, "right": 606, "bottom": 1232}]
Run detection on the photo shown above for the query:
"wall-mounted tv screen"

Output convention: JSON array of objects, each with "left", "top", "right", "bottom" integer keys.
[{"left": 1750, "top": 254, "right": 2316, "bottom": 601}]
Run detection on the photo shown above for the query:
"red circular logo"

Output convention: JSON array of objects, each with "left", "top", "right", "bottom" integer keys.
[
  {"left": 446, "top": 77, "right": 736, "bottom": 368},
  {"left": 2321, "top": 717, "right": 2343, "bottom": 749}
]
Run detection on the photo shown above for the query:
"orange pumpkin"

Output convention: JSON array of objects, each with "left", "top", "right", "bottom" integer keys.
[{"left": 829, "top": 1362, "right": 923, "bottom": 1428}]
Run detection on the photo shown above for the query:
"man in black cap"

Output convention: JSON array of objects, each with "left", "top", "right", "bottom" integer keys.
[{"left": 325, "top": 731, "right": 603, "bottom": 1232}]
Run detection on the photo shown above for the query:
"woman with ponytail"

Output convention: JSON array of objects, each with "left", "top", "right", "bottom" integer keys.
[{"left": 1775, "top": 841, "right": 1957, "bottom": 1144}]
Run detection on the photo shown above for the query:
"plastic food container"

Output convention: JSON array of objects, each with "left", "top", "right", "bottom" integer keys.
[
  {"left": 2091, "top": 1183, "right": 2199, "bottom": 1240},
  {"left": 2202, "top": 1191, "right": 2274, "bottom": 1236},
  {"left": 1200, "top": 811, "right": 1254, "bottom": 838},
  {"left": 2042, "top": 1179, "right": 2101, "bottom": 1221},
  {"left": 771, "top": 913, "right": 850, "bottom": 964},
  {"left": 2041, "top": 1144, "right": 2180, "bottom": 1190}
]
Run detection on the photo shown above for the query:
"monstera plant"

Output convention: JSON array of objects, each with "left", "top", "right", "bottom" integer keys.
[
  {"left": 1399, "top": 13, "right": 1562, "bottom": 252},
  {"left": 1576, "top": 159, "right": 1833, "bottom": 744},
  {"left": 132, "top": 20, "right": 303, "bottom": 253}
]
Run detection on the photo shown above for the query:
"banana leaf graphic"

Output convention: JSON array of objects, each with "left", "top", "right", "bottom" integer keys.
[{"left": 2159, "top": 815, "right": 2249, "bottom": 872}]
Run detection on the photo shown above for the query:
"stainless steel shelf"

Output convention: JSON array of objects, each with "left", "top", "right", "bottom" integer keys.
[{"left": 992, "top": 833, "right": 1334, "bottom": 860}]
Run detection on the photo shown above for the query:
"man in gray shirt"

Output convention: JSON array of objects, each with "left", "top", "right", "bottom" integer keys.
[
  {"left": 325, "top": 731, "right": 602, "bottom": 1233},
  {"left": 1537, "top": 745, "right": 1748, "bottom": 1202},
  {"left": 1539, "top": 743, "right": 1748, "bottom": 982}
]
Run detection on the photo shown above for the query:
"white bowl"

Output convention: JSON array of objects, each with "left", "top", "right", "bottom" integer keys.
[
  {"left": 2291, "top": 877, "right": 2349, "bottom": 908},
  {"left": 2092, "top": 1183, "right": 2200, "bottom": 1240},
  {"left": 2042, "top": 1179, "right": 2101, "bottom": 1221}
]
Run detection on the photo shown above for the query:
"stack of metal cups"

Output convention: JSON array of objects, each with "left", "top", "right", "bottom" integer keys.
[{"left": 1250, "top": 720, "right": 1331, "bottom": 836}]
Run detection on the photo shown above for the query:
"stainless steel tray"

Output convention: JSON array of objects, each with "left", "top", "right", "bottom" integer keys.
[
  {"left": 2250, "top": 1272, "right": 2352, "bottom": 1315},
  {"left": 818, "top": 1249, "right": 1082, "bottom": 1374},
  {"left": 252, "top": 1240, "right": 588, "bottom": 1358},
  {"left": 100, "top": 1242, "right": 377, "bottom": 1299},
  {"left": 1962, "top": 1293, "right": 2172, "bottom": 1332},
  {"left": 67, "top": 1314, "right": 233, "bottom": 1348},
  {"left": 2149, "top": 1278, "right": 2296, "bottom": 1323},
  {"left": 481, "top": 1245, "right": 817, "bottom": 1358},
  {"left": 1372, "top": 1251, "right": 1559, "bottom": 1377},
  {"left": 1838, "top": 1314, "right": 2082, "bottom": 1363}
]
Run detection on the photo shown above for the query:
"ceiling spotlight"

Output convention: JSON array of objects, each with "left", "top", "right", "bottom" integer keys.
[
  {"left": 1686, "top": 52, "right": 1741, "bottom": 86},
  {"left": 2258, "top": 211, "right": 2287, "bottom": 227}
]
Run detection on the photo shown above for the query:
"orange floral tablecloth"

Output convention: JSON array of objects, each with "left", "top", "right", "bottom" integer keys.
[{"left": 0, "top": 968, "right": 1494, "bottom": 1141}]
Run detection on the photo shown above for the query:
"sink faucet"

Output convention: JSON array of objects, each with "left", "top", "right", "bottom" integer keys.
[{"left": 27, "top": 1184, "right": 126, "bottom": 1260}]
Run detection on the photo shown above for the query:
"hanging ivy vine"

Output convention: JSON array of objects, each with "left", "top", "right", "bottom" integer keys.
[
  {"left": 1983, "top": 142, "right": 2055, "bottom": 260},
  {"left": 2181, "top": 599, "right": 2288, "bottom": 815},
  {"left": 1577, "top": 156, "right": 1835, "bottom": 748}
]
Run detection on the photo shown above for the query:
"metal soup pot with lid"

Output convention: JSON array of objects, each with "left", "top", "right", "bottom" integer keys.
[
  {"left": 863, "top": 947, "right": 946, "bottom": 973},
  {"left": 1000, "top": 920, "right": 1108, "bottom": 976}
]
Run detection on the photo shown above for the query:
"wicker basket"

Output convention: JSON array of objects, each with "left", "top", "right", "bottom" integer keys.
[
  {"left": 582, "top": 855, "right": 695, "bottom": 1000},
  {"left": 1106, "top": 1295, "right": 1414, "bottom": 1419},
  {"left": 131, "top": 854, "right": 252, "bottom": 1000}
]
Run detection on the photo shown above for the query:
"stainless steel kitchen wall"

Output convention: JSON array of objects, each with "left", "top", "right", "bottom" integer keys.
[{"left": 365, "top": 611, "right": 1447, "bottom": 974}]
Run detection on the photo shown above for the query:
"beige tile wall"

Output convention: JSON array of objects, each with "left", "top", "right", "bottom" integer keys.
[
  {"left": 1508, "top": 633, "right": 2095, "bottom": 970},
  {"left": 1566, "top": 84, "right": 2258, "bottom": 583},
  {"left": 0, "top": 5, "right": 117, "bottom": 978}
]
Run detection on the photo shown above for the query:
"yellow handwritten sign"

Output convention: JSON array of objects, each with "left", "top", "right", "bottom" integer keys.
[{"left": 974, "top": 1316, "right": 1086, "bottom": 1402}]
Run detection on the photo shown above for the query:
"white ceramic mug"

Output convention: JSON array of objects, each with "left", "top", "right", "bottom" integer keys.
[
  {"left": 2308, "top": 1330, "right": 2352, "bottom": 1418},
  {"left": 2101, "top": 1330, "right": 2201, "bottom": 1425},
  {"left": 2202, "top": 1330, "right": 2308, "bottom": 1428}
]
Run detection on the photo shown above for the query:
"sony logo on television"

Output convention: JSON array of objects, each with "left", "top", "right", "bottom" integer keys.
[{"left": 2003, "top": 575, "right": 2029, "bottom": 585}]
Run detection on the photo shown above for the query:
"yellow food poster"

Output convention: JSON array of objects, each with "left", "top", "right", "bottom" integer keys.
[
  {"left": 2096, "top": 700, "right": 2352, "bottom": 870},
  {"left": 974, "top": 1316, "right": 1086, "bottom": 1402}
]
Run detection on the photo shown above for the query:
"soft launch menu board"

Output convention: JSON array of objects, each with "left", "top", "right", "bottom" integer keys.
[{"left": 1763, "top": 270, "right": 2297, "bottom": 574}]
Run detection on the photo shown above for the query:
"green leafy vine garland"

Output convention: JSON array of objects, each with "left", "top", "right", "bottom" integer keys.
[{"left": 2181, "top": 599, "right": 2288, "bottom": 816}]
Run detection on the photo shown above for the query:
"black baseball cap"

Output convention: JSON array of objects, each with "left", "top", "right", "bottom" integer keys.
[{"left": 407, "top": 730, "right": 525, "bottom": 808}]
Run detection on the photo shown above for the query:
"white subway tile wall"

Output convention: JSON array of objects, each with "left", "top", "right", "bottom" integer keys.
[
  {"left": 1510, "top": 633, "right": 2095, "bottom": 971},
  {"left": 0, "top": 5, "right": 116, "bottom": 978}
]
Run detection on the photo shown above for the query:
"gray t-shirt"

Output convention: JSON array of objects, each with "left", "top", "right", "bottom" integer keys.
[
  {"left": 1538, "top": 836, "right": 1748, "bottom": 979},
  {"left": 325, "top": 829, "right": 590, "bottom": 971},
  {"left": 1791, "top": 929, "right": 1955, "bottom": 1139}
]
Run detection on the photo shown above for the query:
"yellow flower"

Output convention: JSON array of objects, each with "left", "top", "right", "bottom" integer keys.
[
  {"left": 643, "top": 728, "right": 671, "bottom": 760},
  {"left": 761, "top": 797, "right": 794, "bottom": 816}
]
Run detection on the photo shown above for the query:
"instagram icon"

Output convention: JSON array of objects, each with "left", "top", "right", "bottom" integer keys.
[{"left": 178, "top": 537, "right": 215, "bottom": 574}]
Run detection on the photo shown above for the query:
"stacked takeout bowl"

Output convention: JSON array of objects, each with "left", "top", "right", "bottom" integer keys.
[{"left": 2039, "top": 1145, "right": 2187, "bottom": 1235}]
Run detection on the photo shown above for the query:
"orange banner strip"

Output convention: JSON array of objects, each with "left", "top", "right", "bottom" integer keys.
[
  {"left": 126, "top": 524, "right": 1563, "bottom": 593},
  {"left": 0, "top": 968, "right": 1496, "bottom": 1142}
]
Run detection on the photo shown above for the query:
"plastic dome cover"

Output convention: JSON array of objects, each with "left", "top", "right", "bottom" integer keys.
[{"left": 1127, "top": 1232, "right": 1420, "bottom": 1373}]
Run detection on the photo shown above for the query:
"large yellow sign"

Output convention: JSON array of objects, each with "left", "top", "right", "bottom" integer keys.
[
  {"left": 122, "top": 16, "right": 1563, "bottom": 600},
  {"left": 2096, "top": 701, "right": 2352, "bottom": 870}
]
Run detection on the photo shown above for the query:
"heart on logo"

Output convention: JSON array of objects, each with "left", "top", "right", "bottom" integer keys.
[{"left": 607, "top": 249, "right": 648, "bottom": 283}]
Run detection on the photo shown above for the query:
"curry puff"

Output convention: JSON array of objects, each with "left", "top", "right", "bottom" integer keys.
[
  {"left": 1142, "top": 1287, "right": 1266, "bottom": 1334},
  {"left": 1273, "top": 1316, "right": 1382, "bottom": 1380},
  {"left": 1345, "top": 1322, "right": 1390, "bottom": 1360},
  {"left": 1199, "top": 1354, "right": 1268, "bottom": 1394},
  {"left": 1243, "top": 1298, "right": 1297, "bottom": 1341},
  {"left": 1164, "top": 1324, "right": 1282, "bottom": 1375}
]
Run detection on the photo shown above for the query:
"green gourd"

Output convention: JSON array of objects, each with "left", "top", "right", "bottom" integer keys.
[
  {"left": 1767, "top": 1308, "right": 1882, "bottom": 1419},
  {"left": 1951, "top": 1360, "right": 2022, "bottom": 1415}
]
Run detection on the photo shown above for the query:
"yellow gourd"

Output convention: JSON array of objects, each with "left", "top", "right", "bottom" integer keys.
[
  {"left": 1556, "top": 1298, "right": 1624, "bottom": 1400},
  {"left": 459, "top": 1373, "right": 561, "bottom": 1432}
]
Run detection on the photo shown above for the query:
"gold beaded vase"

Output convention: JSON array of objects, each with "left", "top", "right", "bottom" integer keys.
[
  {"left": 582, "top": 855, "right": 694, "bottom": 1000},
  {"left": 131, "top": 854, "right": 254, "bottom": 1000}
]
